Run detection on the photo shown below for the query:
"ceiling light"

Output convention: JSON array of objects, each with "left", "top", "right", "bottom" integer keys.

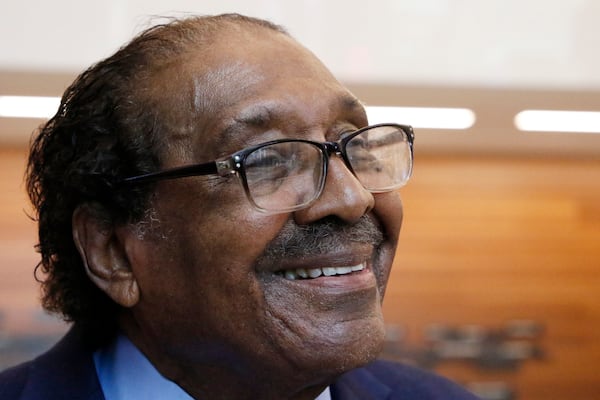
[
  {"left": 366, "top": 106, "right": 476, "bottom": 130},
  {"left": 515, "top": 110, "right": 600, "bottom": 133},
  {"left": 0, "top": 96, "right": 61, "bottom": 119}
]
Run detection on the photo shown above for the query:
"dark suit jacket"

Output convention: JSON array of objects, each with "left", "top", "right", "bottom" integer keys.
[{"left": 0, "top": 327, "right": 478, "bottom": 399}]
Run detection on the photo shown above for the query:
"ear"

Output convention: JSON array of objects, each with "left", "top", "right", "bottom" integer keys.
[{"left": 72, "top": 203, "right": 140, "bottom": 308}]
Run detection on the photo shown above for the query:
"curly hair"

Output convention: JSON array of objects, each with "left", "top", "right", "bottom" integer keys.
[{"left": 25, "top": 14, "right": 287, "bottom": 345}]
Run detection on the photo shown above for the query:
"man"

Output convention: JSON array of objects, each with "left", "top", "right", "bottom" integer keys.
[{"left": 0, "top": 14, "right": 477, "bottom": 400}]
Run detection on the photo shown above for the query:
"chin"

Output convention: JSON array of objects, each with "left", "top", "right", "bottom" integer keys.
[{"left": 285, "top": 304, "right": 387, "bottom": 380}]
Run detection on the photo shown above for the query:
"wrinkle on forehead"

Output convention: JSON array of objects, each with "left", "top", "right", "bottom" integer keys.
[
  {"left": 169, "top": 29, "right": 367, "bottom": 161},
  {"left": 231, "top": 94, "right": 364, "bottom": 131},
  {"left": 155, "top": 61, "right": 265, "bottom": 164},
  {"left": 192, "top": 61, "right": 265, "bottom": 115}
]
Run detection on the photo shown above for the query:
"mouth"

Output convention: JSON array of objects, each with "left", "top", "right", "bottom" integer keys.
[{"left": 274, "top": 262, "right": 366, "bottom": 281}]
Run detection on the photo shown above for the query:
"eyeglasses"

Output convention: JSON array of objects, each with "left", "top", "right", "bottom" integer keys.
[{"left": 122, "top": 123, "right": 414, "bottom": 214}]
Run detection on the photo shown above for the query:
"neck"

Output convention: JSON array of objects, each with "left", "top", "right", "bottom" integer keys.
[{"left": 118, "top": 317, "right": 332, "bottom": 400}]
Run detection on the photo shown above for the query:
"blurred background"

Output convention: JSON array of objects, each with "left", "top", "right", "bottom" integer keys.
[{"left": 1, "top": 1, "right": 599, "bottom": 399}]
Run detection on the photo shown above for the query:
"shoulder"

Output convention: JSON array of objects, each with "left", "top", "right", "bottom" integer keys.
[
  {"left": 332, "top": 359, "right": 480, "bottom": 400},
  {"left": 0, "top": 326, "right": 104, "bottom": 400},
  {"left": 0, "top": 360, "right": 31, "bottom": 399}
]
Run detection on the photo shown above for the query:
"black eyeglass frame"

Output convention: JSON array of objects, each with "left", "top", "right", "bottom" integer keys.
[{"left": 121, "top": 123, "right": 414, "bottom": 213}]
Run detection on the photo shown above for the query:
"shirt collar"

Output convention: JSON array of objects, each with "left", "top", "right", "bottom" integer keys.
[{"left": 93, "top": 334, "right": 193, "bottom": 400}]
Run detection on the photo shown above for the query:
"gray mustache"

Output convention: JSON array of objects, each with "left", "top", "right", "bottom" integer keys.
[{"left": 261, "top": 215, "right": 384, "bottom": 259}]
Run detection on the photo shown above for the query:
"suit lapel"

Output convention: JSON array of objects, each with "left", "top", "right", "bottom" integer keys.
[{"left": 330, "top": 364, "right": 391, "bottom": 400}]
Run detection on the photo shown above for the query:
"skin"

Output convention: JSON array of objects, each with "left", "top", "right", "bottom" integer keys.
[{"left": 73, "top": 25, "right": 404, "bottom": 400}]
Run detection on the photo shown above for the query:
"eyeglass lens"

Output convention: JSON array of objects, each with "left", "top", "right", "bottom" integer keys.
[
  {"left": 243, "top": 125, "right": 412, "bottom": 212},
  {"left": 244, "top": 141, "right": 324, "bottom": 212},
  {"left": 345, "top": 124, "right": 412, "bottom": 192}
]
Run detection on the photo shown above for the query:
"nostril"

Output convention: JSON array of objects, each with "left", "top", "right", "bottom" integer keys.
[{"left": 364, "top": 201, "right": 375, "bottom": 216}]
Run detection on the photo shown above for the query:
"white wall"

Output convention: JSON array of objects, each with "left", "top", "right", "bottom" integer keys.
[{"left": 1, "top": 0, "right": 599, "bottom": 89}]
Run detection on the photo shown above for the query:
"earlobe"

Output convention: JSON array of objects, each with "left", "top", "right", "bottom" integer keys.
[{"left": 72, "top": 204, "right": 140, "bottom": 308}]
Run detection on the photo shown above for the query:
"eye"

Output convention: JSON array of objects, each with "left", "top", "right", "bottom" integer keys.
[
  {"left": 242, "top": 141, "right": 324, "bottom": 200},
  {"left": 346, "top": 135, "right": 372, "bottom": 158},
  {"left": 247, "top": 145, "right": 294, "bottom": 167},
  {"left": 345, "top": 132, "right": 385, "bottom": 173},
  {"left": 245, "top": 146, "right": 292, "bottom": 180}
]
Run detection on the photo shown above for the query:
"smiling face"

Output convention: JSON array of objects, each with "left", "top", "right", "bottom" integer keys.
[{"left": 119, "top": 24, "right": 404, "bottom": 399}]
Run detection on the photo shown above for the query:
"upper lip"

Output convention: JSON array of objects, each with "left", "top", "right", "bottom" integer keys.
[{"left": 256, "top": 243, "right": 375, "bottom": 274}]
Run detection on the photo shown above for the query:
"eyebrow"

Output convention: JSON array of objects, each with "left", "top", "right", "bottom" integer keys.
[
  {"left": 221, "top": 94, "right": 364, "bottom": 141},
  {"left": 216, "top": 105, "right": 277, "bottom": 150},
  {"left": 234, "top": 104, "right": 277, "bottom": 129}
]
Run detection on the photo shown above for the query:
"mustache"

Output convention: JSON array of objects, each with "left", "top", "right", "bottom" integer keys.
[{"left": 260, "top": 215, "right": 384, "bottom": 260}]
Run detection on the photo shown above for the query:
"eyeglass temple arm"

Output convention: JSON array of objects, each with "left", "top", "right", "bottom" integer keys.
[{"left": 121, "top": 161, "right": 220, "bottom": 184}]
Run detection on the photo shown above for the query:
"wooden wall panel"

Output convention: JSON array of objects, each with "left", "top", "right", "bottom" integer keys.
[
  {"left": 1, "top": 148, "right": 599, "bottom": 398},
  {"left": 382, "top": 154, "right": 600, "bottom": 399}
]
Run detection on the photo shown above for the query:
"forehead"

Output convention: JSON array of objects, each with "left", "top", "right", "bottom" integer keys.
[{"left": 161, "top": 26, "right": 366, "bottom": 163}]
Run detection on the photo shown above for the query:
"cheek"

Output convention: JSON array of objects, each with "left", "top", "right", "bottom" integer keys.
[
  {"left": 153, "top": 178, "right": 289, "bottom": 271},
  {"left": 127, "top": 210, "right": 292, "bottom": 364},
  {"left": 131, "top": 182, "right": 291, "bottom": 320},
  {"left": 366, "top": 191, "right": 404, "bottom": 297},
  {"left": 373, "top": 191, "right": 404, "bottom": 244}
]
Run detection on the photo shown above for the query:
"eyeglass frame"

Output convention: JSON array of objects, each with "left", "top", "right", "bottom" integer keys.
[{"left": 121, "top": 123, "right": 415, "bottom": 213}]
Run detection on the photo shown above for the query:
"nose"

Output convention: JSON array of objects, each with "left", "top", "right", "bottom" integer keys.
[{"left": 293, "top": 156, "right": 375, "bottom": 225}]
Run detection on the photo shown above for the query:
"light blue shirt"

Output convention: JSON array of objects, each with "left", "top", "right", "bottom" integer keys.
[{"left": 93, "top": 334, "right": 331, "bottom": 400}]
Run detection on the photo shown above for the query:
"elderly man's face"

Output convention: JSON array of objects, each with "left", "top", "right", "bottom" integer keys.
[{"left": 124, "top": 26, "right": 404, "bottom": 394}]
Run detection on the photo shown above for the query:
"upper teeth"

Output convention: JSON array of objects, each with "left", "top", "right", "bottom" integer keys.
[{"left": 280, "top": 263, "right": 365, "bottom": 280}]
